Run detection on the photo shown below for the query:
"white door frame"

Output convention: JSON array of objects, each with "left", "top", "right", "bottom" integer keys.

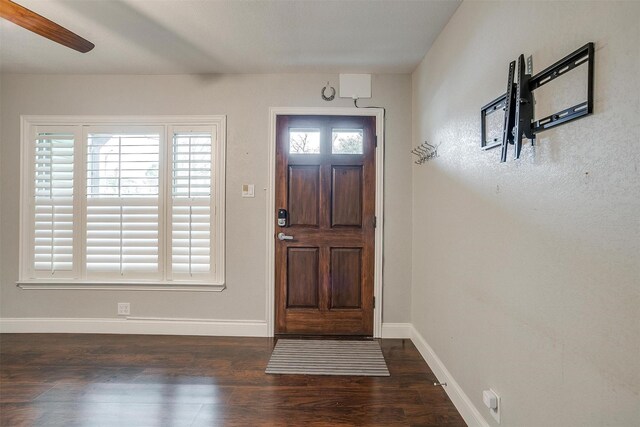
[{"left": 266, "top": 107, "right": 385, "bottom": 337}]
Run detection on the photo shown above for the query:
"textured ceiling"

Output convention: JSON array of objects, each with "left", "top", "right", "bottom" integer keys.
[{"left": 0, "top": 0, "right": 461, "bottom": 74}]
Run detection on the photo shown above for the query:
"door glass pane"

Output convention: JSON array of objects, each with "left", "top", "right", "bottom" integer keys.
[
  {"left": 332, "top": 129, "right": 363, "bottom": 154},
  {"left": 289, "top": 128, "right": 320, "bottom": 154}
]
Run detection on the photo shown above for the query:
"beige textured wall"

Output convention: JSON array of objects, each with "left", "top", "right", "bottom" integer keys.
[
  {"left": 0, "top": 73, "right": 412, "bottom": 323},
  {"left": 412, "top": 1, "right": 639, "bottom": 426}
]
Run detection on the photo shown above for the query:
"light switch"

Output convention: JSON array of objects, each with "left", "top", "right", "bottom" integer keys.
[{"left": 242, "top": 184, "right": 255, "bottom": 198}]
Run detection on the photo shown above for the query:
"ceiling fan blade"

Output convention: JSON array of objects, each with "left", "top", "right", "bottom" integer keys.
[{"left": 0, "top": 0, "right": 94, "bottom": 53}]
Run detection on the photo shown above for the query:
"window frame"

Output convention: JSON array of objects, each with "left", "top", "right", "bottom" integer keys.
[{"left": 18, "top": 115, "right": 226, "bottom": 292}]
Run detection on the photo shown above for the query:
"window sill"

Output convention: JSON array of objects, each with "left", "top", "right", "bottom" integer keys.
[{"left": 16, "top": 281, "right": 226, "bottom": 292}]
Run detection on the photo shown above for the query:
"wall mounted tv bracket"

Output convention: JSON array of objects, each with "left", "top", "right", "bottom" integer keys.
[{"left": 480, "top": 42, "right": 594, "bottom": 162}]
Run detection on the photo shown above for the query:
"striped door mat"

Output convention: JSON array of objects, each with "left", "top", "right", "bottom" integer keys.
[{"left": 265, "top": 339, "right": 390, "bottom": 376}]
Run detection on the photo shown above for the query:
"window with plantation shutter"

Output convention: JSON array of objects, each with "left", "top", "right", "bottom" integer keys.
[
  {"left": 20, "top": 117, "right": 226, "bottom": 290},
  {"left": 85, "top": 128, "right": 162, "bottom": 279},
  {"left": 170, "top": 129, "right": 213, "bottom": 279},
  {"left": 32, "top": 127, "right": 77, "bottom": 278}
]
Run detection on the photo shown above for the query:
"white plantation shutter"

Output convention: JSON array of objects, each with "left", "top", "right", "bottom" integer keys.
[
  {"left": 86, "top": 203, "right": 160, "bottom": 275},
  {"left": 85, "top": 129, "right": 162, "bottom": 279},
  {"left": 170, "top": 129, "right": 213, "bottom": 279},
  {"left": 31, "top": 128, "right": 77, "bottom": 277},
  {"left": 172, "top": 205, "right": 211, "bottom": 274}
]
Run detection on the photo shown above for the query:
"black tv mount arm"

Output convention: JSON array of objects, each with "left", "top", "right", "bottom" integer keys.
[{"left": 481, "top": 42, "right": 595, "bottom": 162}]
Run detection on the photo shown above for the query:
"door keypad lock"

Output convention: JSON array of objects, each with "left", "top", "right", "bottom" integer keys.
[{"left": 278, "top": 209, "right": 288, "bottom": 227}]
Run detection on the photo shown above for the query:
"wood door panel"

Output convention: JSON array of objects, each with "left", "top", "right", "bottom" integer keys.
[
  {"left": 331, "top": 166, "right": 363, "bottom": 227},
  {"left": 330, "top": 248, "right": 362, "bottom": 309},
  {"left": 288, "top": 165, "right": 320, "bottom": 227},
  {"left": 286, "top": 247, "right": 319, "bottom": 308},
  {"left": 279, "top": 311, "right": 367, "bottom": 335},
  {"left": 275, "top": 115, "right": 375, "bottom": 336}
]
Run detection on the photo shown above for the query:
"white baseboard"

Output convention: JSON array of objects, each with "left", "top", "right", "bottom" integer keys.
[
  {"left": 0, "top": 317, "right": 268, "bottom": 337},
  {"left": 0, "top": 319, "right": 410, "bottom": 340},
  {"left": 381, "top": 322, "right": 413, "bottom": 338},
  {"left": 410, "top": 325, "right": 490, "bottom": 427}
]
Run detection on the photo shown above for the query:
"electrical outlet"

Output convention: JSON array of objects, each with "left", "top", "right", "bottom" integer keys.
[
  {"left": 483, "top": 389, "right": 501, "bottom": 423},
  {"left": 117, "top": 303, "right": 130, "bottom": 316}
]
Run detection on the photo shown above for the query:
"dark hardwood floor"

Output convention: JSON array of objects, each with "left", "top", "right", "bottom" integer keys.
[{"left": 0, "top": 334, "right": 465, "bottom": 426}]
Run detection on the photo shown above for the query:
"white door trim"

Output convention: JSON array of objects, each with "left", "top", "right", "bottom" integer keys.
[{"left": 266, "top": 107, "right": 385, "bottom": 337}]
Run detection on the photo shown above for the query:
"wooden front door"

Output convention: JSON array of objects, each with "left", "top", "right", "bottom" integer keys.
[{"left": 275, "top": 115, "right": 376, "bottom": 336}]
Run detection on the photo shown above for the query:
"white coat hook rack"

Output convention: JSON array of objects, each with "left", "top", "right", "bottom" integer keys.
[{"left": 411, "top": 141, "right": 439, "bottom": 165}]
